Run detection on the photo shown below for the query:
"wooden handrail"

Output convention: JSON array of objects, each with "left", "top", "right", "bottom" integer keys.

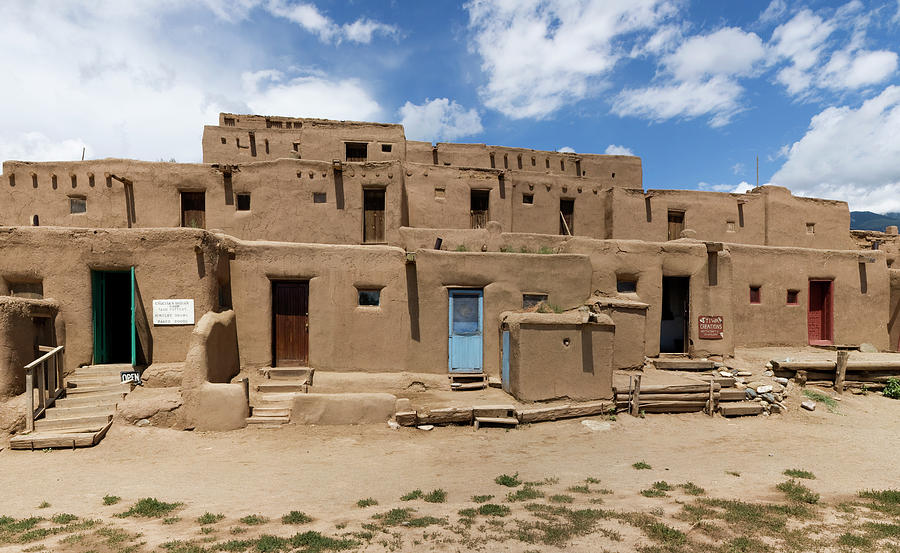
[
  {"left": 24, "top": 345, "right": 64, "bottom": 370},
  {"left": 24, "top": 345, "right": 64, "bottom": 433}
]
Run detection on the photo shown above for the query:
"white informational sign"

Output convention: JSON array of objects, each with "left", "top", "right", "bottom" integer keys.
[{"left": 152, "top": 299, "right": 195, "bottom": 325}]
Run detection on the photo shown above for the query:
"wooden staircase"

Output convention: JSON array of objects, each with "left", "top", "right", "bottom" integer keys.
[
  {"left": 10, "top": 364, "right": 132, "bottom": 450},
  {"left": 246, "top": 367, "right": 314, "bottom": 426},
  {"left": 450, "top": 373, "right": 488, "bottom": 391}
]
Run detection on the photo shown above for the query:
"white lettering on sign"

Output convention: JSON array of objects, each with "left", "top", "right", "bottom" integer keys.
[{"left": 152, "top": 299, "right": 195, "bottom": 325}]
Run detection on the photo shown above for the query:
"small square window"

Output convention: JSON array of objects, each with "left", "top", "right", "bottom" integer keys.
[
  {"left": 223, "top": 117, "right": 235, "bottom": 126},
  {"left": 69, "top": 196, "right": 86, "bottom": 214},
  {"left": 523, "top": 293, "right": 548, "bottom": 309},
  {"left": 358, "top": 289, "right": 381, "bottom": 306},
  {"left": 726, "top": 221, "right": 736, "bottom": 232},
  {"left": 313, "top": 192, "right": 327, "bottom": 203},
  {"left": 345, "top": 142, "right": 367, "bottom": 162},
  {"left": 434, "top": 187, "right": 446, "bottom": 199},
  {"left": 750, "top": 286, "right": 761, "bottom": 304},
  {"left": 787, "top": 290, "right": 799, "bottom": 305},
  {"left": 522, "top": 193, "right": 534, "bottom": 204},
  {"left": 236, "top": 193, "right": 251, "bottom": 211},
  {"left": 220, "top": 137, "right": 226, "bottom": 144},
  {"left": 292, "top": 142, "right": 300, "bottom": 152},
  {"left": 617, "top": 279, "right": 637, "bottom": 293},
  {"left": 381, "top": 144, "right": 392, "bottom": 153},
  {"left": 806, "top": 223, "right": 815, "bottom": 234}
]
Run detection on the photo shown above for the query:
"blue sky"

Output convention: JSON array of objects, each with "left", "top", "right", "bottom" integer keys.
[{"left": 2, "top": 0, "right": 900, "bottom": 211}]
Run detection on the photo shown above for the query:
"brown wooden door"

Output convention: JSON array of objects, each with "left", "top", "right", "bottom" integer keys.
[
  {"left": 181, "top": 192, "right": 206, "bottom": 229},
  {"left": 667, "top": 211, "right": 684, "bottom": 240},
  {"left": 363, "top": 189, "right": 385, "bottom": 243},
  {"left": 560, "top": 199, "right": 574, "bottom": 235},
  {"left": 273, "top": 281, "right": 309, "bottom": 366},
  {"left": 808, "top": 280, "right": 833, "bottom": 345}
]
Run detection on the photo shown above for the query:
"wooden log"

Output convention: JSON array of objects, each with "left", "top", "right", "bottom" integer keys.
[
  {"left": 773, "top": 361, "right": 837, "bottom": 371},
  {"left": 615, "top": 392, "right": 720, "bottom": 402},
  {"left": 652, "top": 359, "right": 716, "bottom": 370},
  {"left": 719, "top": 388, "right": 748, "bottom": 401},
  {"left": 707, "top": 379, "right": 715, "bottom": 416},
  {"left": 630, "top": 375, "right": 642, "bottom": 417},
  {"left": 641, "top": 405, "right": 706, "bottom": 413},
  {"left": 719, "top": 402, "right": 764, "bottom": 417},
  {"left": 617, "top": 400, "right": 709, "bottom": 409},
  {"left": 395, "top": 411, "right": 417, "bottom": 427},
  {"left": 693, "top": 376, "right": 736, "bottom": 387},
  {"left": 516, "top": 401, "right": 611, "bottom": 423},
  {"left": 615, "top": 383, "right": 721, "bottom": 395},
  {"left": 416, "top": 407, "right": 473, "bottom": 426}
]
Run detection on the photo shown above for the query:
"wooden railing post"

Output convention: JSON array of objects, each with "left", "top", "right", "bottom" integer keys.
[
  {"left": 36, "top": 360, "right": 46, "bottom": 412},
  {"left": 25, "top": 369, "right": 34, "bottom": 433}
]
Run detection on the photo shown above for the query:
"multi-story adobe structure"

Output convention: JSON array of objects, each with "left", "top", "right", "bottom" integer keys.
[{"left": 0, "top": 113, "right": 894, "bottom": 433}]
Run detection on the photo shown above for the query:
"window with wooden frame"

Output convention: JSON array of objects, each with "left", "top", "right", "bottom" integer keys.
[
  {"left": 786, "top": 289, "right": 799, "bottom": 305},
  {"left": 345, "top": 142, "right": 368, "bottom": 162},
  {"left": 750, "top": 286, "right": 761, "bottom": 304},
  {"left": 363, "top": 189, "right": 386, "bottom": 243}
]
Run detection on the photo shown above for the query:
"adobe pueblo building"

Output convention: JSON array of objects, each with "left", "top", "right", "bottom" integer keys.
[{"left": 0, "top": 113, "right": 894, "bottom": 445}]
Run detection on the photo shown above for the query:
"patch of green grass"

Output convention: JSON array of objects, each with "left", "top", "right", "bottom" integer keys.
[
  {"left": 102, "top": 495, "right": 121, "bottom": 506},
  {"left": 95, "top": 527, "right": 135, "bottom": 545},
  {"left": 549, "top": 495, "right": 574, "bottom": 503},
  {"left": 858, "top": 489, "right": 900, "bottom": 516},
  {"left": 585, "top": 477, "right": 602, "bottom": 484},
  {"left": 640, "top": 488, "right": 667, "bottom": 498},
  {"left": 595, "top": 488, "right": 614, "bottom": 495},
  {"left": 776, "top": 480, "right": 820, "bottom": 504},
  {"left": 454, "top": 245, "right": 468, "bottom": 252},
  {"left": 567, "top": 484, "right": 591, "bottom": 494},
  {"left": 883, "top": 377, "right": 900, "bottom": 399},
  {"left": 281, "top": 511, "right": 312, "bottom": 525},
  {"left": 458, "top": 508, "right": 477, "bottom": 518},
  {"left": 197, "top": 512, "right": 225, "bottom": 525},
  {"left": 373, "top": 508, "right": 413, "bottom": 526},
  {"left": 495, "top": 473, "right": 522, "bottom": 487},
  {"left": 865, "top": 521, "right": 900, "bottom": 538},
  {"left": 356, "top": 498, "right": 378, "bottom": 508},
  {"left": 37, "top": 502, "right": 50, "bottom": 509},
  {"left": 477, "top": 504, "right": 511, "bottom": 517},
  {"left": 400, "top": 489, "right": 422, "bottom": 501},
  {"left": 524, "top": 477, "right": 559, "bottom": 487},
  {"left": 50, "top": 513, "right": 77, "bottom": 524},
  {"left": 721, "top": 536, "right": 768, "bottom": 552},
  {"left": 644, "top": 521, "right": 687, "bottom": 546},
  {"left": 514, "top": 506, "right": 610, "bottom": 546},
  {"left": 472, "top": 494, "right": 494, "bottom": 503},
  {"left": 507, "top": 486, "right": 544, "bottom": 502},
  {"left": 652, "top": 481, "right": 673, "bottom": 491},
  {"left": 537, "top": 246, "right": 554, "bottom": 255},
  {"left": 725, "top": 471, "right": 741, "bottom": 477},
  {"left": 407, "top": 516, "right": 444, "bottom": 528},
  {"left": 783, "top": 468, "right": 816, "bottom": 480},
  {"left": 697, "top": 498, "right": 811, "bottom": 535},
  {"left": 238, "top": 515, "right": 268, "bottom": 526},
  {"left": 254, "top": 534, "right": 290, "bottom": 552},
  {"left": 217, "top": 539, "right": 253, "bottom": 552},
  {"left": 117, "top": 497, "right": 182, "bottom": 518},
  {"left": 838, "top": 533, "right": 872, "bottom": 548},
  {"left": 632, "top": 461, "right": 652, "bottom": 470},
  {"left": 289, "top": 530, "right": 358, "bottom": 552},
  {"left": 423, "top": 489, "right": 446, "bottom": 503},
  {"left": 680, "top": 482, "right": 705, "bottom": 496},
  {"left": 802, "top": 389, "right": 840, "bottom": 412},
  {"left": 163, "top": 517, "right": 181, "bottom": 524}
]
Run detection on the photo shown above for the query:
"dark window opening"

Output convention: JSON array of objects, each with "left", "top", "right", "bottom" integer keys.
[
  {"left": 611, "top": 172, "right": 616, "bottom": 178},
  {"left": 249, "top": 132, "right": 257, "bottom": 157},
  {"left": 220, "top": 137, "right": 226, "bottom": 144},
  {"left": 503, "top": 154, "right": 509, "bottom": 169},
  {"left": 363, "top": 189, "right": 386, "bottom": 243},
  {"left": 750, "top": 286, "right": 761, "bottom": 304},
  {"left": 236, "top": 138, "right": 241, "bottom": 148},
  {"left": 432, "top": 147, "right": 438, "bottom": 165},
  {"left": 859, "top": 262, "right": 868, "bottom": 294},
  {"left": 617, "top": 279, "right": 637, "bottom": 293},
  {"left": 522, "top": 193, "right": 534, "bottom": 204},
  {"left": 292, "top": 142, "right": 300, "bottom": 152},
  {"left": 358, "top": 289, "right": 381, "bottom": 306},
  {"left": 531, "top": 156, "right": 536, "bottom": 166},
  {"left": 69, "top": 196, "right": 86, "bottom": 214},
  {"left": 31, "top": 174, "right": 37, "bottom": 188},
  {"left": 470, "top": 189, "right": 490, "bottom": 229},
  {"left": 560, "top": 159, "right": 565, "bottom": 171},
  {"left": 575, "top": 159, "right": 581, "bottom": 176},
  {"left": 51, "top": 174, "right": 57, "bottom": 189},
  {"left": 489, "top": 153, "right": 495, "bottom": 168},
  {"left": 223, "top": 117, "right": 235, "bottom": 126},
  {"left": 517, "top": 154, "right": 523, "bottom": 169},
  {"left": 667, "top": 210, "right": 685, "bottom": 240},
  {"left": 346, "top": 142, "right": 367, "bottom": 162},
  {"left": 236, "top": 193, "right": 251, "bottom": 211},
  {"left": 266, "top": 120, "right": 282, "bottom": 128},
  {"left": 71, "top": 174, "right": 77, "bottom": 188},
  {"left": 523, "top": 294, "right": 548, "bottom": 309},
  {"left": 787, "top": 290, "right": 799, "bottom": 305},
  {"left": 88, "top": 174, "right": 95, "bottom": 187},
  {"left": 285, "top": 122, "right": 292, "bottom": 129},
  {"left": 381, "top": 144, "right": 392, "bottom": 153},
  {"left": 181, "top": 191, "right": 206, "bottom": 228},
  {"left": 7, "top": 280, "right": 43, "bottom": 299},
  {"left": 264, "top": 139, "right": 269, "bottom": 154},
  {"left": 560, "top": 198, "right": 574, "bottom": 235},
  {"left": 31, "top": 214, "right": 39, "bottom": 226},
  {"left": 545, "top": 158, "right": 550, "bottom": 169},
  {"left": 645, "top": 196, "right": 652, "bottom": 222},
  {"left": 738, "top": 202, "right": 745, "bottom": 227},
  {"left": 313, "top": 192, "right": 327, "bottom": 203}
]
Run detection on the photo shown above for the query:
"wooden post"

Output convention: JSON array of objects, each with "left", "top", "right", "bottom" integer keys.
[
  {"left": 25, "top": 369, "right": 34, "bottom": 433},
  {"left": 36, "top": 360, "right": 46, "bottom": 412},
  {"left": 241, "top": 377, "right": 250, "bottom": 405},
  {"left": 630, "top": 375, "right": 642, "bottom": 417},
  {"left": 707, "top": 379, "right": 715, "bottom": 416},
  {"left": 835, "top": 350, "right": 849, "bottom": 394}
]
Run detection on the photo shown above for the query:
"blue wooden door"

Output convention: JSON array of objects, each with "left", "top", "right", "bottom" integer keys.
[
  {"left": 501, "top": 330, "right": 510, "bottom": 392},
  {"left": 448, "top": 289, "right": 483, "bottom": 372}
]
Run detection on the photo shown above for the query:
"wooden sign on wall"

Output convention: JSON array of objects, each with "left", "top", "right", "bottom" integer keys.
[{"left": 698, "top": 315, "right": 724, "bottom": 340}]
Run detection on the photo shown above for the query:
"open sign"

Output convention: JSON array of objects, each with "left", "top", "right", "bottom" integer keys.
[{"left": 121, "top": 371, "right": 142, "bottom": 385}]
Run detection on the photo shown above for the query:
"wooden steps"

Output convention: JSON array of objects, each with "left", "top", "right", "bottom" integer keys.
[
  {"left": 719, "top": 401, "right": 764, "bottom": 417},
  {"left": 257, "top": 383, "right": 308, "bottom": 393},
  {"left": 651, "top": 359, "right": 717, "bottom": 371},
  {"left": 450, "top": 373, "right": 487, "bottom": 391},
  {"left": 12, "top": 364, "right": 132, "bottom": 450},
  {"left": 248, "top": 367, "right": 315, "bottom": 426}
]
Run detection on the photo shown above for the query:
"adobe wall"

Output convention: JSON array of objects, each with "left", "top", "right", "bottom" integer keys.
[
  {"left": 728, "top": 244, "right": 889, "bottom": 348},
  {"left": 227, "top": 239, "right": 411, "bottom": 371},
  {"left": 889, "top": 269, "right": 900, "bottom": 352},
  {"left": 0, "top": 159, "right": 402, "bottom": 246},
  {"left": 202, "top": 115, "right": 406, "bottom": 165},
  {"left": 761, "top": 186, "right": 852, "bottom": 250},
  {"left": 504, "top": 314, "right": 615, "bottom": 402},
  {"left": 0, "top": 298, "right": 58, "bottom": 398},
  {"left": 0, "top": 227, "right": 226, "bottom": 369}
]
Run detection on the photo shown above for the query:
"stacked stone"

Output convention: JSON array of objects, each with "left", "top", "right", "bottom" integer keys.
[{"left": 719, "top": 363, "right": 789, "bottom": 415}]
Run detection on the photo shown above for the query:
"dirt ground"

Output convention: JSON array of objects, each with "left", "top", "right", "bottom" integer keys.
[{"left": 1, "top": 347, "right": 900, "bottom": 552}]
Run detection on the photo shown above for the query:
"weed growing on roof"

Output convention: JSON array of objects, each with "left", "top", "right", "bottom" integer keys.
[{"left": 472, "top": 495, "right": 494, "bottom": 503}]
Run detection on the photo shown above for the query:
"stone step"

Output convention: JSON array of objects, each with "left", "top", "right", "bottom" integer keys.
[
  {"left": 257, "top": 383, "right": 308, "bottom": 393},
  {"left": 67, "top": 377, "right": 123, "bottom": 388},
  {"left": 474, "top": 416, "right": 519, "bottom": 430},
  {"left": 35, "top": 414, "right": 112, "bottom": 432},
  {"left": 55, "top": 392, "right": 125, "bottom": 408},
  {"left": 246, "top": 415, "right": 290, "bottom": 425},
  {"left": 9, "top": 421, "right": 112, "bottom": 449},
  {"left": 72, "top": 366, "right": 131, "bottom": 377},
  {"left": 265, "top": 367, "right": 314, "bottom": 381},
  {"left": 258, "top": 392, "right": 297, "bottom": 403},
  {"left": 451, "top": 382, "right": 487, "bottom": 391},
  {"left": 66, "top": 383, "right": 131, "bottom": 395},
  {"left": 252, "top": 407, "right": 291, "bottom": 417},
  {"left": 45, "top": 404, "right": 116, "bottom": 420}
]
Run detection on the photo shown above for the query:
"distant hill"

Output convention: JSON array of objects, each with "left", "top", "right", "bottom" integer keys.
[{"left": 850, "top": 211, "right": 900, "bottom": 231}]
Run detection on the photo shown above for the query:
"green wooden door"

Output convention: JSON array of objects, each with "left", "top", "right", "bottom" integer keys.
[{"left": 91, "top": 269, "right": 137, "bottom": 365}]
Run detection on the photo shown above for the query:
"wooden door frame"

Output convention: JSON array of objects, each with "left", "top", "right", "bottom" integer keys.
[
  {"left": 271, "top": 279, "right": 310, "bottom": 367},
  {"left": 660, "top": 276, "right": 690, "bottom": 354},
  {"left": 808, "top": 279, "right": 834, "bottom": 346},
  {"left": 361, "top": 186, "right": 387, "bottom": 244},
  {"left": 448, "top": 288, "right": 484, "bottom": 372}
]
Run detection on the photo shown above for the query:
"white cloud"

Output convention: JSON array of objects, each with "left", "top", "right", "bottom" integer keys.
[
  {"left": 263, "top": 0, "right": 397, "bottom": 44},
  {"left": 759, "top": 0, "right": 786, "bottom": 24},
  {"left": 0, "top": 1, "right": 384, "bottom": 163},
  {"left": 613, "top": 76, "right": 745, "bottom": 127},
  {"left": 697, "top": 181, "right": 753, "bottom": 193},
  {"left": 820, "top": 48, "right": 898, "bottom": 90},
  {"left": 464, "top": 0, "right": 678, "bottom": 119},
  {"left": 398, "top": 98, "right": 483, "bottom": 142},
  {"left": 665, "top": 27, "right": 766, "bottom": 80},
  {"left": 557, "top": 146, "right": 576, "bottom": 153},
  {"left": 771, "top": 86, "right": 900, "bottom": 211},
  {"left": 243, "top": 70, "right": 381, "bottom": 121},
  {"left": 604, "top": 144, "right": 634, "bottom": 156}
]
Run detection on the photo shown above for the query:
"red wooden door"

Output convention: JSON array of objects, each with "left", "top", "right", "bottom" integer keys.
[
  {"left": 808, "top": 280, "right": 833, "bottom": 345},
  {"left": 273, "top": 281, "right": 309, "bottom": 366}
]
